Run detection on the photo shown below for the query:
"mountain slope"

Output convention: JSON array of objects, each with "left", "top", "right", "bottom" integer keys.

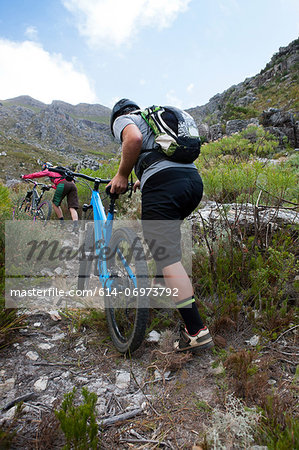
[
  {"left": 0, "top": 96, "right": 117, "bottom": 181},
  {"left": 0, "top": 38, "right": 298, "bottom": 182},
  {"left": 187, "top": 38, "right": 299, "bottom": 143}
]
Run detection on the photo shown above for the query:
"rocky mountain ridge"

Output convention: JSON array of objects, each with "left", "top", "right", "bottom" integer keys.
[
  {"left": 188, "top": 38, "right": 299, "bottom": 146},
  {"left": 0, "top": 38, "right": 298, "bottom": 181},
  {"left": 0, "top": 96, "right": 116, "bottom": 181},
  {"left": 0, "top": 96, "right": 113, "bottom": 156}
]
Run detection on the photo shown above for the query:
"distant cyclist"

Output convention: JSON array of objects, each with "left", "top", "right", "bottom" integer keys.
[
  {"left": 108, "top": 98, "right": 214, "bottom": 353},
  {"left": 21, "top": 162, "right": 79, "bottom": 230}
]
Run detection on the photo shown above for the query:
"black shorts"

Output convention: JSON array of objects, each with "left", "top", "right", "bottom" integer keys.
[
  {"left": 52, "top": 180, "right": 79, "bottom": 209},
  {"left": 141, "top": 168, "right": 203, "bottom": 270}
]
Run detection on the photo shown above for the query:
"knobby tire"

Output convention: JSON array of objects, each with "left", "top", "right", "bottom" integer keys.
[
  {"left": 34, "top": 200, "right": 52, "bottom": 221},
  {"left": 105, "top": 227, "right": 149, "bottom": 354}
]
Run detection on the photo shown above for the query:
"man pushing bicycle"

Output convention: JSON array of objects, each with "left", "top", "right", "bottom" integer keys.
[
  {"left": 107, "top": 98, "right": 214, "bottom": 353},
  {"left": 21, "top": 162, "right": 79, "bottom": 231}
]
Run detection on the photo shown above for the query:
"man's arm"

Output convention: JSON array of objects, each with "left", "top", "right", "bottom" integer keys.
[
  {"left": 22, "top": 169, "right": 58, "bottom": 180},
  {"left": 22, "top": 171, "right": 46, "bottom": 180},
  {"left": 108, "top": 123, "right": 142, "bottom": 194}
]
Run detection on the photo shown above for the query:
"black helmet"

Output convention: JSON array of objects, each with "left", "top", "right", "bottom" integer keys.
[{"left": 110, "top": 98, "right": 140, "bottom": 136}]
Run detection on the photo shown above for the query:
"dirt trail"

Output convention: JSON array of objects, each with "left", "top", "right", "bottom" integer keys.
[
  {"left": 0, "top": 308, "right": 226, "bottom": 449},
  {"left": 1, "top": 308, "right": 298, "bottom": 449}
]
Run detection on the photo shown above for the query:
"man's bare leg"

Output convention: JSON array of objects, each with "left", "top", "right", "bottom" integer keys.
[
  {"left": 162, "top": 261, "right": 193, "bottom": 301},
  {"left": 52, "top": 204, "right": 63, "bottom": 219},
  {"left": 69, "top": 207, "right": 78, "bottom": 221},
  {"left": 162, "top": 261, "right": 206, "bottom": 336}
]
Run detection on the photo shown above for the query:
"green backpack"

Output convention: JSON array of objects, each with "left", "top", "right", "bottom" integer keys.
[{"left": 134, "top": 105, "right": 201, "bottom": 178}]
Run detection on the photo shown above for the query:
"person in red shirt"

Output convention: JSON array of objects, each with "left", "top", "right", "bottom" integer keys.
[{"left": 22, "top": 162, "right": 79, "bottom": 228}]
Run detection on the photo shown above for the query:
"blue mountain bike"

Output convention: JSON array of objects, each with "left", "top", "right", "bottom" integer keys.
[{"left": 59, "top": 168, "right": 150, "bottom": 354}]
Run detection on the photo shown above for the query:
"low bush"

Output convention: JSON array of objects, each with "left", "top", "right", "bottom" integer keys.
[
  {"left": 198, "top": 126, "right": 279, "bottom": 162},
  {"left": 192, "top": 224, "right": 298, "bottom": 334},
  {"left": 55, "top": 387, "right": 99, "bottom": 450}
]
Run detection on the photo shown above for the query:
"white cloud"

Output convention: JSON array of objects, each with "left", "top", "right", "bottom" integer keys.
[
  {"left": 187, "top": 83, "right": 194, "bottom": 92},
  {"left": 0, "top": 39, "right": 97, "bottom": 104},
  {"left": 217, "top": 0, "right": 239, "bottom": 15},
  {"left": 25, "top": 26, "right": 38, "bottom": 40},
  {"left": 62, "top": 0, "right": 191, "bottom": 47},
  {"left": 165, "top": 90, "right": 183, "bottom": 108}
]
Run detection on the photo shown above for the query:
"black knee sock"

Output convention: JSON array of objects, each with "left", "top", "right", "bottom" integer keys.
[{"left": 176, "top": 296, "right": 205, "bottom": 335}]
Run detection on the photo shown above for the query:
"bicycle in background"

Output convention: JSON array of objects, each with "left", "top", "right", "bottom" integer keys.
[{"left": 14, "top": 179, "right": 53, "bottom": 221}]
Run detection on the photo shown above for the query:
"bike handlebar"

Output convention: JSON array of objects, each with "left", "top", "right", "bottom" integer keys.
[
  {"left": 54, "top": 168, "right": 132, "bottom": 196},
  {"left": 23, "top": 167, "right": 133, "bottom": 197},
  {"left": 72, "top": 172, "right": 111, "bottom": 183}
]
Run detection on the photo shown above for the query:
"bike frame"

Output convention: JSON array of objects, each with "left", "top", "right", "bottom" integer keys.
[
  {"left": 24, "top": 180, "right": 46, "bottom": 212},
  {"left": 78, "top": 174, "right": 138, "bottom": 292}
]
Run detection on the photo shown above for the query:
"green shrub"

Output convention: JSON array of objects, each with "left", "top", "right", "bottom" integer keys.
[
  {"left": 55, "top": 387, "right": 98, "bottom": 450},
  {"left": 257, "top": 394, "right": 299, "bottom": 450},
  {"left": 196, "top": 156, "right": 298, "bottom": 205},
  {"left": 0, "top": 183, "right": 20, "bottom": 349},
  {"left": 222, "top": 102, "right": 259, "bottom": 121},
  {"left": 198, "top": 126, "right": 279, "bottom": 163},
  {"left": 192, "top": 225, "right": 298, "bottom": 333},
  {"left": 198, "top": 159, "right": 261, "bottom": 203},
  {"left": 257, "top": 164, "right": 298, "bottom": 206}
]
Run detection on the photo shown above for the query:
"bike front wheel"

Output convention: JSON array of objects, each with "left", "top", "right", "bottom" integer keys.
[
  {"left": 13, "top": 196, "right": 32, "bottom": 219},
  {"left": 34, "top": 200, "right": 52, "bottom": 221},
  {"left": 105, "top": 227, "right": 149, "bottom": 354}
]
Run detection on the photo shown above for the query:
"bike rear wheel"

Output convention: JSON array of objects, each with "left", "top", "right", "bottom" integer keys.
[
  {"left": 34, "top": 200, "right": 52, "bottom": 221},
  {"left": 105, "top": 227, "right": 149, "bottom": 354}
]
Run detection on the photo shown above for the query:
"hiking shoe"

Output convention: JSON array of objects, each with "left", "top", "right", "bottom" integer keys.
[{"left": 174, "top": 325, "right": 214, "bottom": 353}]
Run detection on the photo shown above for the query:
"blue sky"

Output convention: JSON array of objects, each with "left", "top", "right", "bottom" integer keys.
[{"left": 0, "top": 0, "right": 298, "bottom": 109}]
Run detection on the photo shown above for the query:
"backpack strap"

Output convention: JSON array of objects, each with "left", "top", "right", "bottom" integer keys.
[
  {"left": 141, "top": 106, "right": 178, "bottom": 140},
  {"left": 48, "top": 166, "right": 74, "bottom": 181},
  {"left": 140, "top": 107, "right": 161, "bottom": 135},
  {"left": 135, "top": 151, "right": 166, "bottom": 180}
]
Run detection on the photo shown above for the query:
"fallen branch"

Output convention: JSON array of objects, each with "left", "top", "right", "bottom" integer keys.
[
  {"left": 256, "top": 184, "right": 299, "bottom": 207},
  {"left": 273, "top": 325, "right": 299, "bottom": 344},
  {"left": 2, "top": 392, "right": 36, "bottom": 412},
  {"left": 257, "top": 204, "right": 299, "bottom": 210},
  {"left": 130, "top": 368, "right": 161, "bottom": 416},
  {"left": 277, "top": 350, "right": 299, "bottom": 356},
  {"left": 279, "top": 358, "right": 299, "bottom": 366},
  {"left": 119, "top": 437, "right": 169, "bottom": 446},
  {"left": 99, "top": 408, "right": 143, "bottom": 428},
  {"left": 32, "top": 362, "right": 75, "bottom": 367}
]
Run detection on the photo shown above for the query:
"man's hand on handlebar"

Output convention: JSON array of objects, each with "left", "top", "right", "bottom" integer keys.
[
  {"left": 106, "top": 173, "right": 128, "bottom": 195},
  {"left": 133, "top": 180, "right": 140, "bottom": 192}
]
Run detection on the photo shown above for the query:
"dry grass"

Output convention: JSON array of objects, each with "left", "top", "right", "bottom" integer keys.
[{"left": 224, "top": 349, "right": 269, "bottom": 401}]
